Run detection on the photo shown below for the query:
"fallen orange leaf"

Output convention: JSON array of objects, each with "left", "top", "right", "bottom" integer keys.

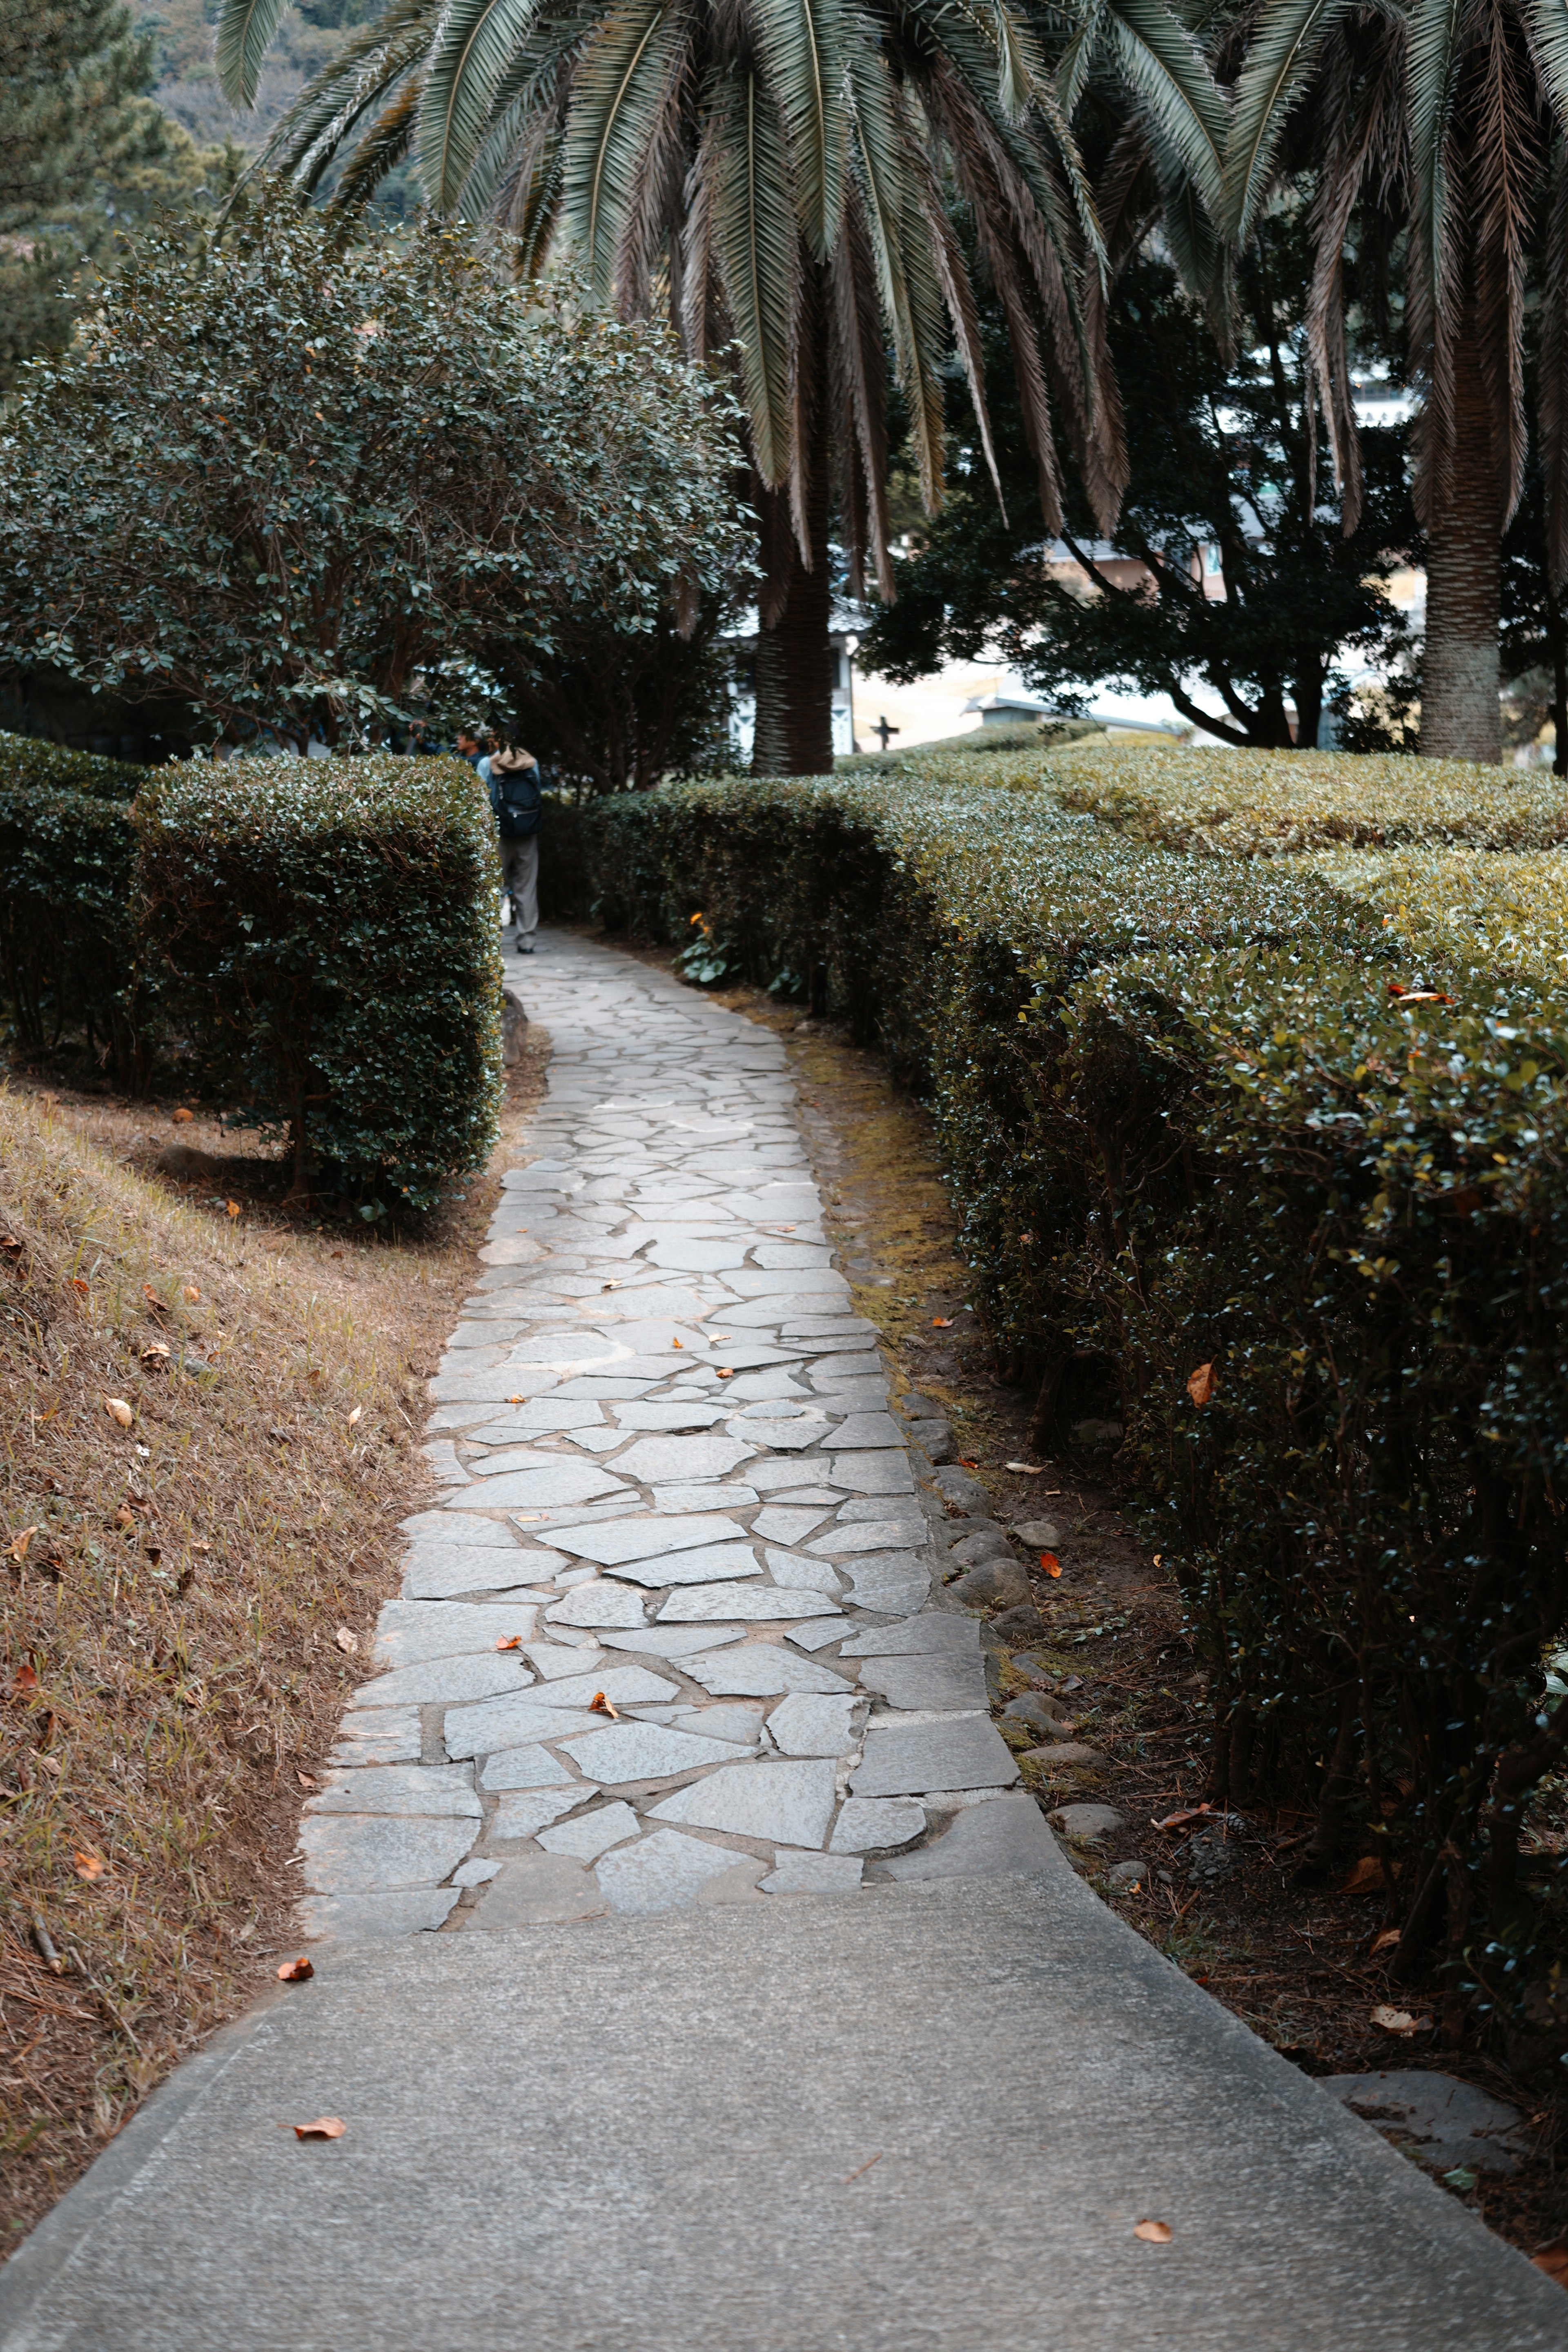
[
  {"left": 1370, "top": 1928, "right": 1401, "bottom": 1959},
  {"left": 589, "top": 1690, "right": 620, "bottom": 1719},
  {"left": 495, "top": 1635, "right": 522, "bottom": 1650},
  {"left": 1153, "top": 1804, "right": 1214, "bottom": 1831},
  {"left": 1341, "top": 1855, "right": 1387, "bottom": 1895},
  {"left": 1040, "top": 1551, "right": 1062, "bottom": 1578},
  {"left": 671, "top": 1336, "right": 684, "bottom": 1349},
  {"left": 173, "top": 1107, "right": 194, "bottom": 1123},
  {"left": 1531, "top": 2244, "right": 1568, "bottom": 2286},
  {"left": 716, "top": 1368, "right": 735, "bottom": 1378},
  {"left": 292, "top": 2116, "right": 345, "bottom": 2140},
  {"left": 225, "top": 1200, "right": 241, "bottom": 1219},
  {"left": 931, "top": 1316, "right": 953, "bottom": 1328},
  {"left": 71, "top": 1276, "right": 90, "bottom": 1294},
  {"left": 114, "top": 1503, "right": 135, "bottom": 1529},
  {"left": 296, "top": 1771, "right": 317, "bottom": 1790},
  {"left": 103, "top": 1398, "right": 134, "bottom": 1428},
  {"left": 276, "top": 1956, "right": 314, "bottom": 1983},
  {"left": 182, "top": 1285, "right": 200, "bottom": 1301},
  {"left": 1185, "top": 1362, "right": 1218, "bottom": 1407},
  {"left": 13, "top": 1662, "right": 38, "bottom": 1694},
  {"left": 9, "top": 1525, "right": 40, "bottom": 1563},
  {"left": 1134, "top": 2220, "right": 1172, "bottom": 2244},
  {"left": 74, "top": 1851, "right": 104, "bottom": 1882}
]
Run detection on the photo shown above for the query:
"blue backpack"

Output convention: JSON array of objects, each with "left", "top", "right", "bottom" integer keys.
[{"left": 491, "top": 759, "right": 545, "bottom": 838}]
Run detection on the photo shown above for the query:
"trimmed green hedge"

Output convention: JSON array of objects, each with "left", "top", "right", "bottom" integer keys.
[
  {"left": 583, "top": 760, "right": 1568, "bottom": 2020},
  {"left": 135, "top": 758, "right": 502, "bottom": 1210},
  {"left": 0, "top": 734, "right": 148, "bottom": 1085}
]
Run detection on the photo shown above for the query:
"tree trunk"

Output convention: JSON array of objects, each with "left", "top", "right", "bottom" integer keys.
[
  {"left": 752, "top": 476, "right": 834, "bottom": 777},
  {"left": 1421, "top": 329, "right": 1503, "bottom": 763},
  {"left": 1549, "top": 579, "right": 1568, "bottom": 780}
]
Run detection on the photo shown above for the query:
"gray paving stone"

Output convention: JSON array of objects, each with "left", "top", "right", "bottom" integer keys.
[
  {"left": 857, "top": 1651, "right": 989, "bottom": 1711},
  {"left": 608, "top": 1434, "right": 758, "bottom": 1484},
  {"left": 762, "top": 1851, "right": 864, "bottom": 1894},
  {"left": 401, "top": 1547, "right": 566, "bottom": 1601},
  {"left": 444, "top": 1463, "right": 630, "bottom": 1511},
  {"left": 329, "top": 1709, "right": 422, "bottom": 1766},
  {"left": 656, "top": 1585, "right": 841, "bottom": 1622},
  {"left": 512, "top": 1666, "right": 679, "bottom": 1713},
  {"left": 461, "top": 1402, "right": 608, "bottom": 1439},
  {"left": 549, "top": 1512, "right": 747, "bottom": 1565},
  {"left": 784, "top": 1619, "right": 854, "bottom": 1652},
  {"left": 559, "top": 1721, "right": 755, "bottom": 1782},
  {"left": 765, "top": 1693, "right": 861, "bottom": 1756},
  {"left": 450, "top": 1858, "right": 503, "bottom": 1888},
  {"left": 467, "top": 1853, "right": 610, "bottom": 1928},
  {"left": 1049, "top": 1802, "right": 1127, "bottom": 1842},
  {"left": 823, "top": 1414, "right": 904, "bottom": 1449},
  {"left": 670, "top": 1703, "right": 766, "bottom": 1745},
  {"left": 305, "top": 1765, "right": 479, "bottom": 1818},
  {"left": 752, "top": 1506, "right": 832, "bottom": 1543},
  {"left": 746, "top": 1456, "right": 839, "bottom": 1490},
  {"left": 596, "top": 1624, "right": 746, "bottom": 1656},
  {"left": 488, "top": 1787, "right": 590, "bottom": 1840},
  {"left": 298, "top": 1887, "right": 459, "bottom": 1941},
  {"left": 828, "top": 1453, "right": 917, "bottom": 1494},
  {"left": 477, "top": 1746, "right": 579, "bottom": 1791},
  {"left": 372, "top": 1601, "right": 542, "bottom": 1668},
  {"left": 610, "top": 1401, "right": 728, "bottom": 1430},
  {"left": 838, "top": 1613, "right": 980, "bottom": 1657},
  {"left": 544, "top": 1582, "right": 647, "bottom": 1628},
  {"left": 679, "top": 1646, "right": 853, "bottom": 1697},
  {"left": 760, "top": 1547, "right": 842, "bottom": 1595},
  {"left": 808, "top": 1519, "right": 927, "bottom": 1557},
  {"left": 650, "top": 1758, "right": 837, "bottom": 1848},
  {"left": 829, "top": 1795, "right": 927, "bottom": 1853},
  {"left": 727, "top": 1416, "right": 830, "bottom": 1453},
  {"left": 648, "top": 1481, "right": 762, "bottom": 1512},
  {"left": 608, "top": 1541, "right": 764, "bottom": 1588},
  {"left": 851, "top": 1719, "right": 1019, "bottom": 1798},
  {"left": 883, "top": 1793, "right": 1055, "bottom": 1880},
  {"left": 523, "top": 1639, "right": 608, "bottom": 1679},
  {"left": 842, "top": 1555, "right": 931, "bottom": 1615},
  {"left": 593, "top": 1828, "right": 758, "bottom": 1916},
  {"left": 537, "top": 1802, "right": 642, "bottom": 1861},
  {"left": 443, "top": 1698, "right": 607, "bottom": 1757},
  {"left": 351, "top": 1653, "right": 536, "bottom": 1710},
  {"left": 297, "top": 1813, "right": 476, "bottom": 1896}
]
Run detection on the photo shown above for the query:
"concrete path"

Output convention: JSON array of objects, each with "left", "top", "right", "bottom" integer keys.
[{"left": 3, "top": 929, "right": 1563, "bottom": 2349}]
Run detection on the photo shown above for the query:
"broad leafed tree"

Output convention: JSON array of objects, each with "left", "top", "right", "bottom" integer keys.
[{"left": 215, "top": 0, "right": 1222, "bottom": 771}]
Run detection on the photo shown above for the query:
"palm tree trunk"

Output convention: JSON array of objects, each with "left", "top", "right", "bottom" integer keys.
[
  {"left": 752, "top": 269, "right": 835, "bottom": 778},
  {"left": 1421, "top": 328, "right": 1503, "bottom": 763}
]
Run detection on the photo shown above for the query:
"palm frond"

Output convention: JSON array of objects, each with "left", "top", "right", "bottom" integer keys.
[
  {"left": 327, "top": 80, "right": 422, "bottom": 211},
  {"left": 1539, "top": 134, "right": 1568, "bottom": 586},
  {"left": 560, "top": 0, "right": 682, "bottom": 294},
  {"left": 708, "top": 58, "right": 800, "bottom": 485},
  {"left": 1469, "top": 0, "right": 1536, "bottom": 522},
  {"left": 1100, "top": 0, "right": 1228, "bottom": 214},
  {"left": 419, "top": 0, "right": 547, "bottom": 211},
  {"left": 216, "top": 0, "right": 290, "bottom": 109},
  {"left": 828, "top": 190, "right": 895, "bottom": 594},
  {"left": 1406, "top": 0, "right": 1465, "bottom": 315},
  {"left": 753, "top": 0, "right": 851, "bottom": 256},
  {"left": 1223, "top": 0, "right": 1352, "bottom": 239}
]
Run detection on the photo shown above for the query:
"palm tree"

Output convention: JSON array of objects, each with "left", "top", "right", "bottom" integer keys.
[
  {"left": 216, "top": 0, "right": 1221, "bottom": 771},
  {"left": 1223, "top": 0, "right": 1568, "bottom": 763}
]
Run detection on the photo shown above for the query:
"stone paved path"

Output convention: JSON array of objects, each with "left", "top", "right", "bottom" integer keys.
[
  {"left": 5, "top": 929, "right": 1565, "bottom": 2350},
  {"left": 302, "top": 930, "right": 1049, "bottom": 1937}
]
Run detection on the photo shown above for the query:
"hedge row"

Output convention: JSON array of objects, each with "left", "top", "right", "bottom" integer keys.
[
  {"left": 0, "top": 737, "right": 501, "bottom": 1211},
  {"left": 584, "top": 764, "right": 1568, "bottom": 2021}
]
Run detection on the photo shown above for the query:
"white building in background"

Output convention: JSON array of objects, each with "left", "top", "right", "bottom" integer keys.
[{"left": 725, "top": 606, "right": 861, "bottom": 765}]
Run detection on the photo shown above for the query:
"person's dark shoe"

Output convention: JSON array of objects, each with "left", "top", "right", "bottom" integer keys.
[{"left": 519, "top": 939, "right": 535, "bottom": 954}]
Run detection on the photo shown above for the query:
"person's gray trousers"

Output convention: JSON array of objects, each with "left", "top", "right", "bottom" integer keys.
[{"left": 500, "top": 834, "right": 539, "bottom": 939}]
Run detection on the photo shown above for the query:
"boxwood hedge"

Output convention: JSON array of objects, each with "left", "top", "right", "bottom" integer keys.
[
  {"left": 135, "top": 757, "right": 502, "bottom": 1210},
  {"left": 583, "top": 756, "right": 1568, "bottom": 2027}
]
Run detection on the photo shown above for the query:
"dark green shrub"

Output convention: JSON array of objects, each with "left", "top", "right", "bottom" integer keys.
[
  {"left": 0, "top": 733, "right": 148, "bottom": 1084},
  {"left": 136, "top": 757, "right": 501, "bottom": 1209}
]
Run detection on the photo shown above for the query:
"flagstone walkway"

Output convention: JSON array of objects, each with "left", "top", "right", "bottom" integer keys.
[
  {"left": 4, "top": 928, "right": 1564, "bottom": 2351},
  {"left": 302, "top": 929, "right": 1049, "bottom": 1937}
]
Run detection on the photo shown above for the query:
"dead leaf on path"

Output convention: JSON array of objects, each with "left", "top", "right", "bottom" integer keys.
[
  {"left": 296, "top": 1771, "right": 317, "bottom": 1790},
  {"left": 1372, "top": 2004, "right": 1432, "bottom": 2037},
  {"left": 140, "top": 1343, "right": 171, "bottom": 1369},
  {"left": 589, "top": 1691, "right": 620, "bottom": 1719},
  {"left": 1134, "top": 2220, "right": 1172, "bottom": 2244},
  {"left": 73, "top": 1851, "right": 104, "bottom": 1882},
  {"left": 931, "top": 1316, "right": 953, "bottom": 1328},
  {"left": 346, "top": 1406, "right": 362, "bottom": 1427},
  {"left": 1185, "top": 1363, "right": 1218, "bottom": 1407},
  {"left": 506, "top": 1396, "right": 527, "bottom": 1404},
  {"left": 495, "top": 1635, "right": 522, "bottom": 1650},
  {"left": 1039, "top": 1552, "right": 1062, "bottom": 1578},
  {"left": 182, "top": 1285, "right": 200, "bottom": 1301},
  {"left": 959, "top": 1458, "right": 979, "bottom": 1469},
  {"left": 1370, "top": 1928, "right": 1401, "bottom": 1959},
  {"left": 334, "top": 1628, "right": 359, "bottom": 1657},
  {"left": 1154, "top": 1804, "right": 1214, "bottom": 1832},
  {"left": 601, "top": 1281, "right": 622, "bottom": 1292},
  {"left": 143, "top": 1286, "right": 169, "bottom": 1312},
  {"left": 225, "top": 1200, "right": 241, "bottom": 1219},
  {"left": 71, "top": 1277, "right": 90, "bottom": 1294},
  {"left": 114, "top": 1503, "right": 136, "bottom": 1530},
  {"left": 12, "top": 1662, "right": 38, "bottom": 1694},
  {"left": 1006, "top": 1461, "right": 1042, "bottom": 1474},
  {"left": 1341, "top": 1855, "right": 1387, "bottom": 1895},
  {"left": 716, "top": 1368, "right": 735, "bottom": 1378},
  {"left": 9, "top": 1525, "right": 40, "bottom": 1562},
  {"left": 104, "top": 1398, "right": 134, "bottom": 1428},
  {"left": 292, "top": 2116, "right": 345, "bottom": 2140},
  {"left": 173, "top": 1107, "right": 194, "bottom": 1124},
  {"left": 1531, "top": 2244, "right": 1568, "bottom": 2287},
  {"left": 0, "top": 1233, "right": 23, "bottom": 1263},
  {"left": 276, "top": 1956, "right": 314, "bottom": 1983},
  {"left": 671, "top": 1336, "right": 684, "bottom": 1349}
]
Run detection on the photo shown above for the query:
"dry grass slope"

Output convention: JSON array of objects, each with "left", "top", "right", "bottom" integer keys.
[{"left": 0, "top": 1088, "right": 480, "bottom": 2246}]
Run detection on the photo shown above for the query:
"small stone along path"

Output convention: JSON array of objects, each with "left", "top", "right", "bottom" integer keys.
[
  {"left": 303, "top": 931, "right": 1051, "bottom": 1934},
  {"left": 7, "top": 932, "right": 1564, "bottom": 2352}
]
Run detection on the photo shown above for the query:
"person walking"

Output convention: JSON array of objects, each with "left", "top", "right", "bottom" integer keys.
[{"left": 486, "top": 737, "right": 546, "bottom": 955}]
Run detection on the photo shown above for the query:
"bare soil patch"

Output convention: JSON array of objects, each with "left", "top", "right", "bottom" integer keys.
[{"left": 0, "top": 1025, "right": 548, "bottom": 2252}]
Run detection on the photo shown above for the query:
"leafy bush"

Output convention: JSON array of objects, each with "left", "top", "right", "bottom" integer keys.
[
  {"left": 583, "top": 757, "right": 1568, "bottom": 2018},
  {"left": 0, "top": 733, "right": 147, "bottom": 1082},
  {"left": 135, "top": 756, "right": 501, "bottom": 1209}
]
